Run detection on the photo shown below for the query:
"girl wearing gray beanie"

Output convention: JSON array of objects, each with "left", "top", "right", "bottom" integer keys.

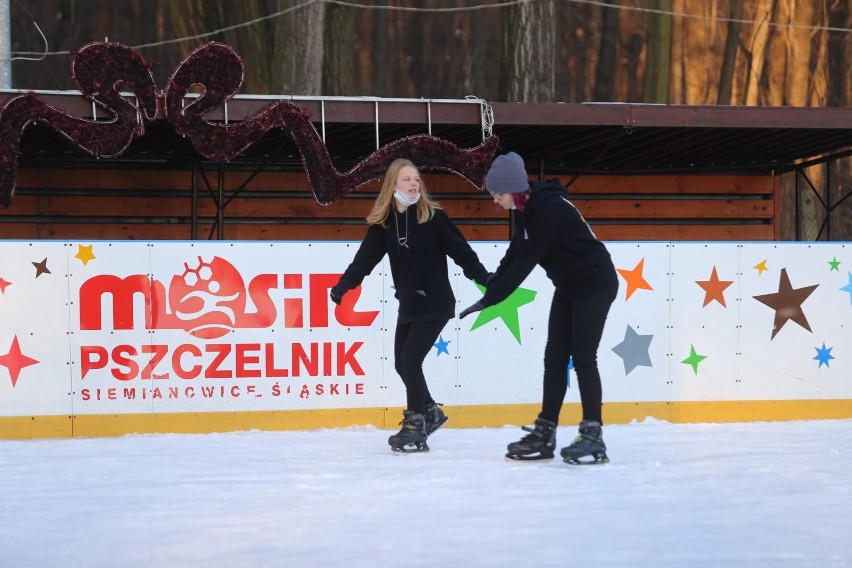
[{"left": 461, "top": 152, "right": 618, "bottom": 465}]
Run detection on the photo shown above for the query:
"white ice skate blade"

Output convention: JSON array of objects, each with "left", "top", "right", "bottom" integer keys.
[
  {"left": 563, "top": 455, "right": 609, "bottom": 465},
  {"left": 390, "top": 443, "right": 430, "bottom": 454},
  {"left": 504, "top": 454, "right": 555, "bottom": 462}
]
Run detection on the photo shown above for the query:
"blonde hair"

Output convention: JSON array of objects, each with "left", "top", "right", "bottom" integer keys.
[{"left": 366, "top": 158, "right": 441, "bottom": 227}]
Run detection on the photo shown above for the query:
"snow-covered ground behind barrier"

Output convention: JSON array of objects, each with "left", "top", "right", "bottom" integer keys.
[{"left": 2, "top": 419, "right": 850, "bottom": 568}]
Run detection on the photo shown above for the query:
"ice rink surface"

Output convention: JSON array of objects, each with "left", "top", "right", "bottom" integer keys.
[{"left": 2, "top": 418, "right": 850, "bottom": 568}]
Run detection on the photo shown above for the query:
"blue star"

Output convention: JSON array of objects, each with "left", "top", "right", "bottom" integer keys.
[
  {"left": 434, "top": 335, "right": 451, "bottom": 356},
  {"left": 813, "top": 343, "right": 835, "bottom": 368},
  {"left": 840, "top": 272, "right": 852, "bottom": 304}
]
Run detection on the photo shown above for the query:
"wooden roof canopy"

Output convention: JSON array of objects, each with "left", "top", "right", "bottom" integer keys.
[
  {"left": 2, "top": 41, "right": 852, "bottom": 209},
  {"left": 9, "top": 95, "right": 852, "bottom": 173}
]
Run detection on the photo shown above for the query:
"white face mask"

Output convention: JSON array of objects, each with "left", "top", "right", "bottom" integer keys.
[{"left": 394, "top": 188, "right": 421, "bottom": 207}]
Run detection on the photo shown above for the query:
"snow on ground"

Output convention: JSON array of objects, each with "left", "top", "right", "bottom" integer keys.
[{"left": 1, "top": 419, "right": 851, "bottom": 568}]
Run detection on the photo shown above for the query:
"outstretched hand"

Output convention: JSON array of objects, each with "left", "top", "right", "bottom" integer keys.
[
  {"left": 459, "top": 301, "right": 484, "bottom": 319},
  {"left": 329, "top": 284, "right": 346, "bottom": 305}
]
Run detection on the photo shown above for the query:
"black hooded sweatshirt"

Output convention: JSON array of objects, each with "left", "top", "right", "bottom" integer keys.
[
  {"left": 481, "top": 178, "right": 616, "bottom": 308},
  {"left": 339, "top": 206, "right": 489, "bottom": 323}
]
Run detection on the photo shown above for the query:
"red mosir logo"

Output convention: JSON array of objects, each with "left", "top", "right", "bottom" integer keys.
[{"left": 79, "top": 256, "right": 378, "bottom": 339}]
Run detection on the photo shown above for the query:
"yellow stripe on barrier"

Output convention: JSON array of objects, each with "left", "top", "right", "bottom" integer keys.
[{"left": 1, "top": 400, "right": 850, "bottom": 440}]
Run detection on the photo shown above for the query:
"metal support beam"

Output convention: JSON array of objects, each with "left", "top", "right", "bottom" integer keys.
[
  {"left": 191, "top": 162, "right": 198, "bottom": 240},
  {"left": 795, "top": 170, "right": 800, "bottom": 241},
  {"left": 217, "top": 162, "right": 225, "bottom": 240},
  {"left": 826, "top": 161, "right": 833, "bottom": 240}
]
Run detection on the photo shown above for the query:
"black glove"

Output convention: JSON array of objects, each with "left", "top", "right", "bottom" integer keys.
[
  {"left": 459, "top": 301, "right": 484, "bottom": 319},
  {"left": 330, "top": 282, "right": 348, "bottom": 305}
]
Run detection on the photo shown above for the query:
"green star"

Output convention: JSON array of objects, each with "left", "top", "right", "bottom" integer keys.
[
  {"left": 828, "top": 257, "right": 841, "bottom": 271},
  {"left": 681, "top": 344, "right": 707, "bottom": 375},
  {"left": 468, "top": 283, "right": 536, "bottom": 344}
]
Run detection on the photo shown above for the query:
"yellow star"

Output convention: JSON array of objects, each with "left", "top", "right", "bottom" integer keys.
[
  {"left": 616, "top": 258, "right": 654, "bottom": 300},
  {"left": 753, "top": 259, "right": 769, "bottom": 275},
  {"left": 75, "top": 244, "right": 96, "bottom": 266}
]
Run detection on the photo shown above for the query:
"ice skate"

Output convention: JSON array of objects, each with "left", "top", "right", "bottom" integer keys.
[
  {"left": 505, "top": 418, "right": 557, "bottom": 460},
  {"left": 388, "top": 411, "right": 429, "bottom": 453},
  {"left": 424, "top": 402, "right": 448, "bottom": 437},
  {"left": 560, "top": 420, "right": 609, "bottom": 465}
]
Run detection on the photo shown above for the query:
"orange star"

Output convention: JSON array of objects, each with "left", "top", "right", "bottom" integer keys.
[
  {"left": 75, "top": 244, "right": 96, "bottom": 266},
  {"left": 696, "top": 266, "right": 734, "bottom": 307},
  {"left": 0, "top": 336, "right": 39, "bottom": 387},
  {"left": 616, "top": 259, "right": 653, "bottom": 300},
  {"left": 754, "top": 259, "right": 769, "bottom": 275}
]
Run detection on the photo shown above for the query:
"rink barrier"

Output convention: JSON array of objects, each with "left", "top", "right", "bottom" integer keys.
[{"left": 1, "top": 240, "right": 850, "bottom": 439}]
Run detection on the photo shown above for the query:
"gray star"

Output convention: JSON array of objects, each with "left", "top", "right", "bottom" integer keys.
[{"left": 611, "top": 325, "right": 653, "bottom": 375}]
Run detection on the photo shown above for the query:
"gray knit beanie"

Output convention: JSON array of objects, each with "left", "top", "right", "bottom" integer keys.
[{"left": 485, "top": 152, "right": 529, "bottom": 194}]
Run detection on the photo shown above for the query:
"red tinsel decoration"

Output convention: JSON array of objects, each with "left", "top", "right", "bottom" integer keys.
[
  {"left": 0, "top": 41, "right": 499, "bottom": 209},
  {"left": 0, "top": 42, "right": 158, "bottom": 207}
]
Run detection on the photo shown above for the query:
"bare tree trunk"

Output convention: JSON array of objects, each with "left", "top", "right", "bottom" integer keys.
[
  {"left": 372, "top": 9, "right": 390, "bottom": 96},
  {"left": 825, "top": 0, "right": 848, "bottom": 107},
  {"left": 236, "top": 3, "right": 274, "bottom": 93},
  {"left": 323, "top": 4, "right": 357, "bottom": 95},
  {"left": 575, "top": 3, "right": 592, "bottom": 102},
  {"left": 676, "top": 0, "right": 714, "bottom": 104},
  {"left": 466, "top": 8, "right": 490, "bottom": 98},
  {"left": 717, "top": 1, "right": 742, "bottom": 104},
  {"left": 780, "top": 0, "right": 814, "bottom": 106},
  {"left": 765, "top": 0, "right": 791, "bottom": 106},
  {"left": 277, "top": 1, "right": 324, "bottom": 95},
  {"left": 643, "top": 0, "right": 672, "bottom": 103},
  {"left": 592, "top": 3, "right": 619, "bottom": 102},
  {"left": 502, "top": 0, "right": 556, "bottom": 102},
  {"left": 806, "top": 3, "right": 829, "bottom": 106},
  {"left": 744, "top": 0, "right": 774, "bottom": 105},
  {"left": 448, "top": 5, "right": 501, "bottom": 99},
  {"left": 670, "top": 0, "right": 685, "bottom": 104}
]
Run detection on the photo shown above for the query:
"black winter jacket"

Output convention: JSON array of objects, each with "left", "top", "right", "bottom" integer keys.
[
  {"left": 481, "top": 179, "right": 617, "bottom": 307},
  {"left": 339, "top": 206, "right": 489, "bottom": 323}
]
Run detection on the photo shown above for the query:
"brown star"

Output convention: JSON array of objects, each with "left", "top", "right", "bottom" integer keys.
[
  {"left": 753, "top": 268, "right": 818, "bottom": 339},
  {"left": 696, "top": 266, "right": 734, "bottom": 307},
  {"left": 32, "top": 258, "right": 51, "bottom": 278}
]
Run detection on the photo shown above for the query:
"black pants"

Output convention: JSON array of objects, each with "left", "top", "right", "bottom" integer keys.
[
  {"left": 539, "top": 279, "right": 617, "bottom": 425},
  {"left": 394, "top": 319, "right": 448, "bottom": 414}
]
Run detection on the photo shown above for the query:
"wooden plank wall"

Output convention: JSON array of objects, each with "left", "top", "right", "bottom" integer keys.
[{"left": 0, "top": 167, "right": 778, "bottom": 241}]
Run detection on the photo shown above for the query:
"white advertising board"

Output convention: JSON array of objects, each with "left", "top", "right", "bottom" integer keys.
[{"left": 0, "top": 240, "right": 850, "bottom": 424}]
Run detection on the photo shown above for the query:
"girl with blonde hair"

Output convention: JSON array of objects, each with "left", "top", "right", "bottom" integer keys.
[{"left": 331, "top": 158, "right": 490, "bottom": 453}]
